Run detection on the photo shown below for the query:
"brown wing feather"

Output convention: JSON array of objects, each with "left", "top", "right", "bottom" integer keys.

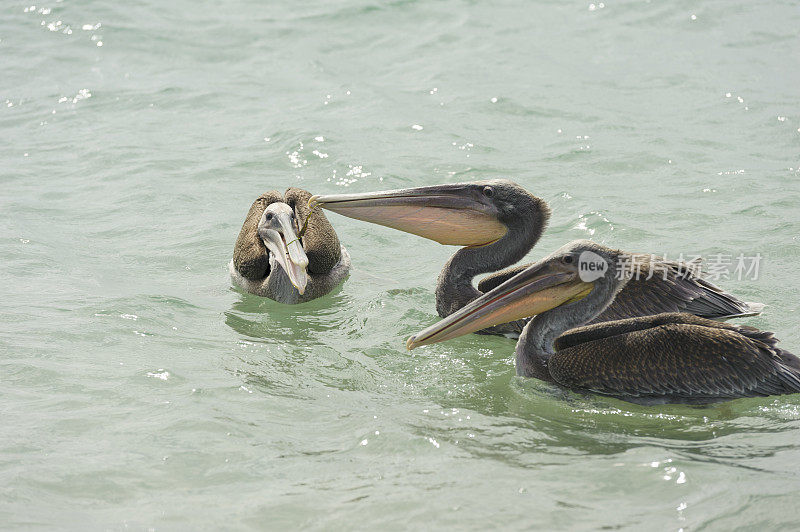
[
  {"left": 548, "top": 321, "right": 800, "bottom": 401},
  {"left": 591, "top": 257, "right": 752, "bottom": 323},
  {"left": 555, "top": 312, "right": 745, "bottom": 351},
  {"left": 233, "top": 190, "right": 283, "bottom": 280},
  {"left": 285, "top": 188, "right": 342, "bottom": 275}
]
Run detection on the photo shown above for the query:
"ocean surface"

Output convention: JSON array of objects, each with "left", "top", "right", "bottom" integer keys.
[{"left": 2, "top": 0, "right": 800, "bottom": 529}]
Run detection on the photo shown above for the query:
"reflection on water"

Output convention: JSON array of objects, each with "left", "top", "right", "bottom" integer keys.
[
  {"left": 403, "top": 343, "right": 800, "bottom": 469},
  {"left": 226, "top": 290, "right": 345, "bottom": 344}
]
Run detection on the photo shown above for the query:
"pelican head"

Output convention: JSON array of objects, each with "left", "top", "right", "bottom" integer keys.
[
  {"left": 310, "top": 180, "right": 548, "bottom": 247},
  {"left": 258, "top": 202, "right": 310, "bottom": 294},
  {"left": 406, "top": 240, "right": 627, "bottom": 349}
]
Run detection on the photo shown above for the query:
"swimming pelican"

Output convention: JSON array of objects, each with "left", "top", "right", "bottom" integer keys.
[
  {"left": 407, "top": 240, "right": 800, "bottom": 405},
  {"left": 230, "top": 188, "right": 350, "bottom": 303},
  {"left": 311, "top": 180, "right": 760, "bottom": 334}
]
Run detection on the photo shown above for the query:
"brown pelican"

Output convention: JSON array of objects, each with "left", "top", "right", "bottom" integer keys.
[
  {"left": 407, "top": 240, "right": 800, "bottom": 405},
  {"left": 311, "top": 180, "right": 761, "bottom": 334},
  {"left": 230, "top": 188, "right": 350, "bottom": 304}
]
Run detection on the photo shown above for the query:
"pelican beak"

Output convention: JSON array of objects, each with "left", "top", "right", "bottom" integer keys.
[
  {"left": 261, "top": 211, "right": 309, "bottom": 295},
  {"left": 310, "top": 184, "right": 507, "bottom": 247},
  {"left": 406, "top": 259, "right": 593, "bottom": 349}
]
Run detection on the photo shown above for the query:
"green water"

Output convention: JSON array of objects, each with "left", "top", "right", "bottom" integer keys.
[{"left": 3, "top": 0, "right": 800, "bottom": 529}]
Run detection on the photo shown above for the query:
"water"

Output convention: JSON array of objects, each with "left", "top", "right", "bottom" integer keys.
[{"left": 2, "top": 0, "right": 800, "bottom": 528}]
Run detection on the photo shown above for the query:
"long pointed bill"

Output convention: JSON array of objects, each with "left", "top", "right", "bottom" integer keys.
[
  {"left": 262, "top": 212, "right": 309, "bottom": 295},
  {"left": 406, "top": 261, "right": 593, "bottom": 349},
  {"left": 310, "top": 185, "right": 507, "bottom": 247}
]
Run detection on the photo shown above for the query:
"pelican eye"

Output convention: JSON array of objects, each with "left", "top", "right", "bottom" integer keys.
[
  {"left": 265, "top": 213, "right": 273, "bottom": 221},
  {"left": 482, "top": 186, "right": 494, "bottom": 198},
  {"left": 563, "top": 255, "right": 574, "bottom": 264}
]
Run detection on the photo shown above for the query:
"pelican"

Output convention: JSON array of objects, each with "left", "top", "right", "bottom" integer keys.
[
  {"left": 407, "top": 240, "right": 800, "bottom": 404},
  {"left": 230, "top": 188, "right": 350, "bottom": 303},
  {"left": 311, "top": 180, "right": 761, "bottom": 334}
]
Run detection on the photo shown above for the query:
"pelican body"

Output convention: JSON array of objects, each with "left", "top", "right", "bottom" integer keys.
[
  {"left": 408, "top": 240, "right": 800, "bottom": 405},
  {"left": 311, "top": 181, "right": 761, "bottom": 335},
  {"left": 231, "top": 188, "right": 350, "bottom": 304}
]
